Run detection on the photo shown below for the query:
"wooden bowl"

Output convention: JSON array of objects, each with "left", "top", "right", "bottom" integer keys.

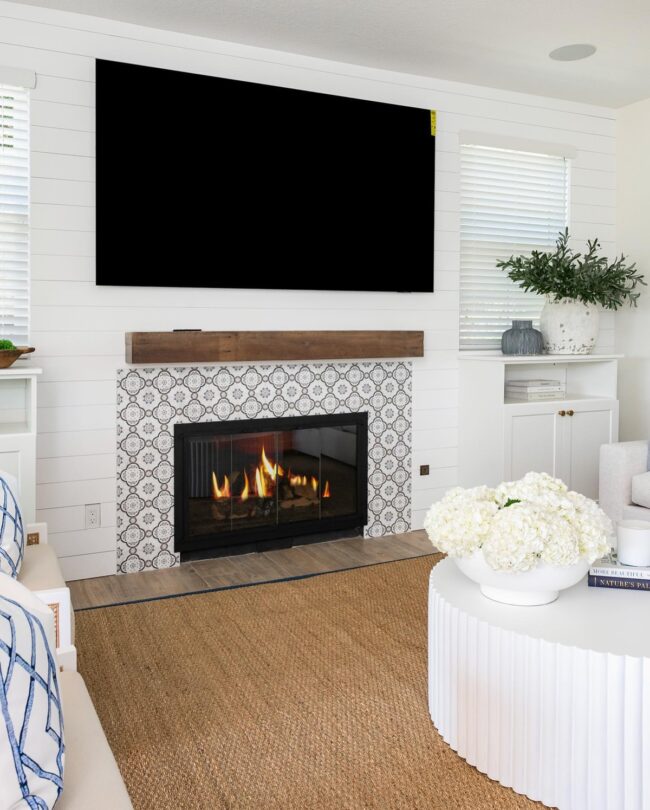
[{"left": 0, "top": 346, "right": 35, "bottom": 369}]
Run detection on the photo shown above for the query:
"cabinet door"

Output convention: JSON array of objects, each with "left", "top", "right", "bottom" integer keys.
[
  {"left": 504, "top": 407, "right": 562, "bottom": 481},
  {"left": 565, "top": 401, "right": 618, "bottom": 499}
]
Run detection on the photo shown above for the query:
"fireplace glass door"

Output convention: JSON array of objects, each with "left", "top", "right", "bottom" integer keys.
[{"left": 176, "top": 414, "right": 367, "bottom": 554}]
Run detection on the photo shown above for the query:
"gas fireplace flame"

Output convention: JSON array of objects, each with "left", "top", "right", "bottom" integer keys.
[
  {"left": 211, "top": 447, "right": 332, "bottom": 502},
  {"left": 255, "top": 466, "right": 268, "bottom": 498},
  {"left": 241, "top": 470, "right": 250, "bottom": 501},
  {"left": 261, "top": 446, "right": 284, "bottom": 480},
  {"left": 211, "top": 471, "right": 231, "bottom": 499}
]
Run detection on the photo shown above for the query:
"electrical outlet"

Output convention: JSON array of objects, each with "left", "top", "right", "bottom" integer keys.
[
  {"left": 420, "top": 464, "right": 430, "bottom": 476},
  {"left": 85, "top": 503, "right": 101, "bottom": 529}
]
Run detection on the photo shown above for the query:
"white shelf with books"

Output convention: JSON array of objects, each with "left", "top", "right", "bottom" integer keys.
[{"left": 459, "top": 354, "right": 619, "bottom": 500}]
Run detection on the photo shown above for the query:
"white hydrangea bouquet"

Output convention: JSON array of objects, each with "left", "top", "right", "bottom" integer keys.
[{"left": 424, "top": 472, "right": 613, "bottom": 604}]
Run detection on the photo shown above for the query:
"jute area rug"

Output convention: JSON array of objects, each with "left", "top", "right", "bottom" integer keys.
[{"left": 76, "top": 555, "right": 544, "bottom": 810}]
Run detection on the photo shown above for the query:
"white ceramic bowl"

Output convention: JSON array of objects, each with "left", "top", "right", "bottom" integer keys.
[{"left": 454, "top": 550, "right": 591, "bottom": 606}]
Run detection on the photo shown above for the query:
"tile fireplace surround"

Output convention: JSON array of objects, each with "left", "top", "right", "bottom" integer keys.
[{"left": 116, "top": 361, "right": 412, "bottom": 574}]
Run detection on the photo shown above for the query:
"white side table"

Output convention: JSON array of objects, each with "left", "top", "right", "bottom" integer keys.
[{"left": 428, "top": 558, "right": 650, "bottom": 810}]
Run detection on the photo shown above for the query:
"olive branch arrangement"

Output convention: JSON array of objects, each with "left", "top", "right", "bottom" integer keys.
[{"left": 496, "top": 229, "right": 645, "bottom": 310}]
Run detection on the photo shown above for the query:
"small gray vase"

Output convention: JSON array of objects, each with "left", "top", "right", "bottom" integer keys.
[{"left": 501, "top": 320, "right": 544, "bottom": 355}]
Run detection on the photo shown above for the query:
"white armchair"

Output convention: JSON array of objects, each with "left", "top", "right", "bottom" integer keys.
[{"left": 599, "top": 440, "right": 650, "bottom": 529}]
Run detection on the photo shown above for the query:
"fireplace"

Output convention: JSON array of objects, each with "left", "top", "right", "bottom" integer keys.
[{"left": 174, "top": 413, "right": 368, "bottom": 558}]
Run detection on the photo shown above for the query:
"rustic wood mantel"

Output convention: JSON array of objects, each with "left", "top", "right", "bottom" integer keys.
[{"left": 125, "top": 330, "right": 424, "bottom": 364}]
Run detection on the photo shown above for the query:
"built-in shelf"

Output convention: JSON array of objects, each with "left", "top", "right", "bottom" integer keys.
[
  {"left": 459, "top": 353, "right": 619, "bottom": 499},
  {"left": 504, "top": 393, "right": 612, "bottom": 406},
  {"left": 459, "top": 353, "right": 623, "bottom": 364},
  {"left": 126, "top": 330, "right": 425, "bottom": 364},
  {"left": 0, "top": 365, "right": 43, "bottom": 377}
]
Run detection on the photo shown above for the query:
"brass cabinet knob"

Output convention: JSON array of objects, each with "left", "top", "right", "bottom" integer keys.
[
  {"left": 567, "top": 409, "right": 575, "bottom": 416},
  {"left": 558, "top": 410, "right": 566, "bottom": 416}
]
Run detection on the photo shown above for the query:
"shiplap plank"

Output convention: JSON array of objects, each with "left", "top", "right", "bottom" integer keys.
[
  {"left": 31, "top": 203, "right": 94, "bottom": 231},
  {"left": 30, "top": 282, "right": 458, "bottom": 312},
  {"left": 36, "top": 453, "right": 115, "bottom": 484},
  {"left": 31, "top": 100, "right": 95, "bottom": 132},
  {"left": 37, "top": 429, "right": 115, "bottom": 458},
  {"left": 412, "top": 466, "right": 458, "bottom": 491},
  {"left": 31, "top": 178, "right": 94, "bottom": 207},
  {"left": 414, "top": 482, "right": 458, "bottom": 510},
  {"left": 416, "top": 428, "right": 460, "bottom": 449},
  {"left": 49, "top": 527, "right": 116, "bottom": 558},
  {"left": 32, "top": 75, "right": 94, "bottom": 107},
  {"left": 38, "top": 380, "right": 116, "bottom": 407},
  {"left": 572, "top": 168, "right": 615, "bottom": 190},
  {"left": 571, "top": 203, "right": 616, "bottom": 226},
  {"left": 413, "top": 389, "right": 458, "bottom": 412},
  {"left": 32, "top": 125, "right": 94, "bottom": 157},
  {"left": 31, "top": 229, "right": 94, "bottom": 256},
  {"left": 29, "top": 305, "right": 460, "bottom": 334},
  {"left": 0, "top": 39, "right": 93, "bottom": 80},
  {"left": 38, "top": 404, "right": 115, "bottom": 433},
  {"left": 35, "top": 504, "right": 85, "bottom": 533},
  {"left": 59, "top": 551, "right": 116, "bottom": 581},
  {"left": 412, "top": 369, "right": 459, "bottom": 391},
  {"left": 31, "top": 152, "right": 95, "bottom": 182},
  {"left": 413, "top": 446, "right": 458, "bottom": 471},
  {"left": 571, "top": 186, "right": 616, "bottom": 207},
  {"left": 411, "top": 408, "right": 458, "bottom": 431},
  {"left": 31, "top": 255, "right": 94, "bottom": 281},
  {"left": 37, "top": 478, "right": 115, "bottom": 509}
]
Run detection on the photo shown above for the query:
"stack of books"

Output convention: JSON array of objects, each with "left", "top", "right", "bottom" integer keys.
[
  {"left": 505, "top": 379, "right": 565, "bottom": 401},
  {"left": 588, "top": 556, "right": 650, "bottom": 591}
]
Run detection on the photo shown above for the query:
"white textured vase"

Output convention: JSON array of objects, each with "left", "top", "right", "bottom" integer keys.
[
  {"left": 540, "top": 298, "right": 599, "bottom": 354},
  {"left": 454, "top": 550, "right": 590, "bottom": 605}
]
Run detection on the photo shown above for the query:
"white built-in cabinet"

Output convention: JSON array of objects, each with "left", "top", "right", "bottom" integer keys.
[
  {"left": 0, "top": 366, "right": 41, "bottom": 522},
  {"left": 459, "top": 354, "right": 620, "bottom": 500}
]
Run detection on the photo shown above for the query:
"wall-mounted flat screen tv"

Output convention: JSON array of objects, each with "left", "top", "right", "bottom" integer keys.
[{"left": 95, "top": 59, "right": 435, "bottom": 292}]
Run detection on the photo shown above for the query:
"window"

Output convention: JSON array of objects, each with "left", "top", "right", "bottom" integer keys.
[
  {"left": 460, "top": 144, "right": 569, "bottom": 350},
  {"left": 0, "top": 84, "right": 29, "bottom": 344}
]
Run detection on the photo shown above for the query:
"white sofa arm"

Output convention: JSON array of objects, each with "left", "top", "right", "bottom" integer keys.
[
  {"left": 599, "top": 440, "right": 649, "bottom": 524},
  {"left": 33, "top": 585, "right": 76, "bottom": 671},
  {"left": 25, "top": 521, "right": 48, "bottom": 546}
]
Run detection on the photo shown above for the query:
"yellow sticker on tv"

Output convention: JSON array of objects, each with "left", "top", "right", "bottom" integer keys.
[{"left": 430, "top": 110, "right": 436, "bottom": 136}]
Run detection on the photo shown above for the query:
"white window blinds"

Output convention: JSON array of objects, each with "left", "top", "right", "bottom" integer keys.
[
  {"left": 0, "top": 84, "right": 29, "bottom": 344},
  {"left": 460, "top": 144, "right": 569, "bottom": 350}
]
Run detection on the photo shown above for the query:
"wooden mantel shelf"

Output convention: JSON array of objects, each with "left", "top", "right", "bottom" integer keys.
[{"left": 125, "top": 330, "right": 424, "bottom": 364}]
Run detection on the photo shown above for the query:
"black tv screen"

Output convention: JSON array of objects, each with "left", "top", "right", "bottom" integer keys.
[{"left": 95, "top": 60, "right": 435, "bottom": 292}]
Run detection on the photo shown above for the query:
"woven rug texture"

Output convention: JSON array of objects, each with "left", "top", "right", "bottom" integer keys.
[{"left": 76, "top": 555, "right": 543, "bottom": 809}]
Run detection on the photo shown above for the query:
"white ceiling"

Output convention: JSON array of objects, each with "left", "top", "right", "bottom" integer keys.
[{"left": 12, "top": 0, "right": 650, "bottom": 107}]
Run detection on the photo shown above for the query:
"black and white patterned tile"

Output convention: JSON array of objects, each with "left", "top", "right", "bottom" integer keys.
[{"left": 116, "top": 362, "right": 412, "bottom": 574}]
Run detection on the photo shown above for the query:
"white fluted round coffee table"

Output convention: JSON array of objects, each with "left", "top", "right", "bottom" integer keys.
[{"left": 428, "top": 558, "right": 650, "bottom": 810}]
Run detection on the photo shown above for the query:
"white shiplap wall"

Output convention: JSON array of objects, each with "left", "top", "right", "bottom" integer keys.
[{"left": 0, "top": 1, "right": 617, "bottom": 579}]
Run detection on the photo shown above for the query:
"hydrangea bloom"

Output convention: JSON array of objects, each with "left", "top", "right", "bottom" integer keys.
[{"left": 424, "top": 472, "right": 613, "bottom": 573}]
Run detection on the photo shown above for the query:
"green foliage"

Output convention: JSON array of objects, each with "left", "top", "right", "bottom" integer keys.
[
  {"left": 0, "top": 339, "right": 15, "bottom": 350},
  {"left": 496, "top": 228, "right": 646, "bottom": 310}
]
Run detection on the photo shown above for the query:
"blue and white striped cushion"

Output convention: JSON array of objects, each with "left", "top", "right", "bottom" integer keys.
[
  {"left": 0, "top": 473, "right": 25, "bottom": 579},
  {"left": 0, "top": 574, "right": 65, "bottom": 809}
]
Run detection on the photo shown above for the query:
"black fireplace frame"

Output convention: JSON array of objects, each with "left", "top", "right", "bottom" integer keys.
[{"left": 174, "top": 412, "right": 368, "bottom": 558}]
